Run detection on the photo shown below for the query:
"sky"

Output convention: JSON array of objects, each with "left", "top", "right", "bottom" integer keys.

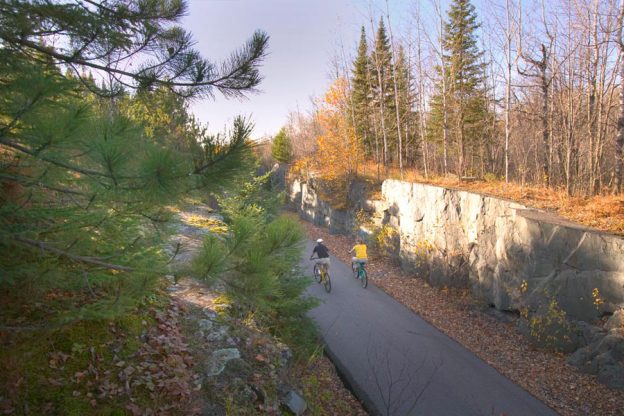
[
  {"left": 183, "top": 0, "right": 386, "bottom": 139},
  {"left": 181, "top": 0, "right": 494, "bottom": 140}
]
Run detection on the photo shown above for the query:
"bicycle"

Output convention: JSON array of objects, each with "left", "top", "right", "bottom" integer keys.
[
  {"left": 351, "top": 260, "right": 368, "bottom": 288},
  {"left": 312, "top": 258, "right": 332, "bottom": 293}
]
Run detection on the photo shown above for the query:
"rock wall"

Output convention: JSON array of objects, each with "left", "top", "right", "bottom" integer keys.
[
  {"left": 290, "top": 178, "right": 624, "bottom": 322},
  {"left": 289, "top": 178, "right": 354, "bottom": 234},
  {"left": 289, "top": 177, "right": 624, "bottom": 388},
  {"left": 380, "top": 179, "right": 624, "bottom": 322}
]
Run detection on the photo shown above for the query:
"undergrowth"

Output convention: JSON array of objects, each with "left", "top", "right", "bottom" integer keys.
[{"left": 0, "top": 288, "right": 192, "bottom": 415}]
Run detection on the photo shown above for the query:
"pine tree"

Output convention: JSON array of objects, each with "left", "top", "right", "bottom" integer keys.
[
  {"left": 192, "top": 171, "right": 318, "bottom": 354},
  {"left": 272, "top": 128, "right": 293, "bottom": 163},
  {"left": 429, "top": 0, "right": 489, "bottom": 177},
  {"left": 0, "top": 0, "right": 267, "bottom": 323},
  {"left": 394, "top": 45, "right": 418, "bottom": 165},
  {"left": 351, "top": 27, "right": 374, "bottom": 158},
  {"left": 0, "top": 1, "right": 268, "bottom": 98},
  {"left": 371, "top": 18, "right": 396, "bottom": 166}
]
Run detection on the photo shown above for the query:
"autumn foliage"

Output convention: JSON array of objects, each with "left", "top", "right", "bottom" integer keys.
[{"left": 293, "top": 78, "right": 362, "bottom": 183}]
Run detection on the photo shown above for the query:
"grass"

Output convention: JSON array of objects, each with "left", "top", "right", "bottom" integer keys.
[{"left": 183, "top": 214, "right": 229, "bottom": 234}]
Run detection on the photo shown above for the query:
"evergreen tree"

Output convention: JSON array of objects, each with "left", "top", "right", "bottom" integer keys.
[
  {"left": 271, "top": 128, "right": 293, "bottom": 163},
  {"left": 429, "top": 0, "right": 489, "bottom": 177},
  {"left": 351, "top": 27, "right": 374, "bottom": 157},
  {"left": 193, "top": 173, "right": 317, "bottom": 345},
  {"left": 0, "top": 0, "right": 267, "bottom": 323},
  {"left": 394, "top": 45, "right": 418, "bottom": 165},
  {"left": 371, "top": 18, "right": 397, "bottom": 165},
  {"left": 0, "top": 1, "right": 268, "bottom": 98}
]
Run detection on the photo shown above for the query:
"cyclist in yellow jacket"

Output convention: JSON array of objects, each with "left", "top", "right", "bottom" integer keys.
[{"left": 350, "top": 238, "right": 368, "bottom": 264}]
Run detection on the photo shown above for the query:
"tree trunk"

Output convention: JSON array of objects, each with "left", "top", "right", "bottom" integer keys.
[
  {"left": 385, "top": 2, "right": 403, "bottom": 178},
  {"left": 505, "top": 0, "right": 513, "bottom": 183},
  {"left": 540, "top": 44, "right": 550, "bottom": 188},
  {"left": 614, "top": 0, "right": 624, "bottom": 193}
]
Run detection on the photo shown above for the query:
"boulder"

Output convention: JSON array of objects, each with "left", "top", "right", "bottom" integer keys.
[
  {"left": 198, "top": 319, "right": 213, "bottom": 331},
  {"left": 281, "top": 390, "right": 307, "bottom": 416},
  {"left": 567, "top": 331, "right": 624, "bottom": 389},
  {"left": 206, "top": 325, "right": 228, "bottom": 342},
  {"left": 206, "top": 348, "right": 240, "bottom": 377},
  {"left": 606, "top": 309, "right": 624, "bottom": 331},
  {"left": 575, "top": 321, "right": 607, "bottom": 347}
]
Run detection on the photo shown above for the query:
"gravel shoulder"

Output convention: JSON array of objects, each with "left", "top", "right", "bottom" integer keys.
[{"left": 298, "top": 216, "right": 624, "bottom": 416}]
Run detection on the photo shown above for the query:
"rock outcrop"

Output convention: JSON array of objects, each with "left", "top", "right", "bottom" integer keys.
[
  {"left": 290, "top": 177, "right": 624, "bottom": 388},
  {"left": 290, "top": 178, "right": 624, "bottom": 322}
]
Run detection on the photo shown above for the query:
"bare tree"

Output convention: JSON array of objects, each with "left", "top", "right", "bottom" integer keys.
[
  {"left": 504, "top": 0, "right": 516, "bottom": 183},
  {"left": 614, "top": 0, "right": 624, "bottom": 193},
  {"left": 517, "top": 0, "right": 555, "bottom": 188},
  {"left": 414, "top": 1, "right": 430, "bottom": 178},
  {"left": 386, "top": 0, "right": 405, "bottom": 178}
]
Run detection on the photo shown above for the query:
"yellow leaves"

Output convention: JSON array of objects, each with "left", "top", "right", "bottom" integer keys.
[
  {"left": 323, "top": 77, "right": 349, "bottom": 108},
  {"left": 592, "top": 287, "right": 604, "bottom": 307}
]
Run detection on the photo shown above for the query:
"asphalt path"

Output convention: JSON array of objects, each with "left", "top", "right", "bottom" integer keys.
[{"left": 302, "top": 240, "right": 559, "bottom": 416}]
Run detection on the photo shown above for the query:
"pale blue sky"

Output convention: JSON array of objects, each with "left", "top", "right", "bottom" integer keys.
[
  {"left": 184, "top": 0, "right": 369, "bottom": 139},
  {"left": 182, "top": 0, "right": 492, "bottom": 139}
]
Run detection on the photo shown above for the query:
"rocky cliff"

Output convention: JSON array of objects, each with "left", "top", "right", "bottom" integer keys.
[
  {"left": 289, "top": 177, "right": 624, "bottom": 388},
  {"left": 290, "top": 178, "right": 624, "bottom": 322}
]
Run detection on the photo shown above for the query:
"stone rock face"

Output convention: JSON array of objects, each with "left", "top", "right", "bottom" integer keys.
[
  {"left": 568, "top": 330, "right": 624, "bottom": 389},
  {"left": 290, "top": 179, "right": 354, "bottom": 235},
  {"left": 289, "top": 178, "right": 624, "bottom": 322},
  {"left": 379, "top": 179, "right": 624, "bottom": 321},
  {"left": 606, "top": 309, "right": 624, "bottom": 331},
  {"left": 289, "top": 177, "right": 624, "bottom": 388}
]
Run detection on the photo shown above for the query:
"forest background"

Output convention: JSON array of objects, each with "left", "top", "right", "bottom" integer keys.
[{"left": 279, "top": 0, "right": 624, "bottom": 209}]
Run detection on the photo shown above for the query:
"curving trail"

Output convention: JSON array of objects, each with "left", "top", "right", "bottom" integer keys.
[{"left": 302, "top": 239, "right": 559, "bottom": 416}]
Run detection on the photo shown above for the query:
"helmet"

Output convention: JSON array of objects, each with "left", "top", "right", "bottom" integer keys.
[{"left": 316, "top": 238, "right": 323, "bottom": 243}]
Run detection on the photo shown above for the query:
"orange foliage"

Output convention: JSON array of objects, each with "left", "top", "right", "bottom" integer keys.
[
  {"left": 306, "top": 78, "right": 362, "bottom": 181},
  {"left": 289, "top": 78, "right": 623, "bottom": 236}
]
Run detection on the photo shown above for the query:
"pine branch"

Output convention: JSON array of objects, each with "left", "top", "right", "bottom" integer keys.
[
  {"left": 0, "top": 136, "right": 112, "bottom": 179},
  {"left": 14, "top": 236, "right": 140, "bottom": 273},
  {"left": 4, "top": 31, "right": 268, "bottom": 94}
]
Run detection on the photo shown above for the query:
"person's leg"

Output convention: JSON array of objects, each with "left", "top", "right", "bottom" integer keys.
[{"left": 322, "top": 258, "right": 330, "bottom": 273}]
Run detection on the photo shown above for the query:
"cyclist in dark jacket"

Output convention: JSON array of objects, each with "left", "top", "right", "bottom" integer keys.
[{"left": 310, "top": 238, "right": 330, "bottom": 270}]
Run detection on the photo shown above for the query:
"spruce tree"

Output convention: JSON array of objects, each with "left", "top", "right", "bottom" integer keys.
[
  {"left": 271, "top": 128, "right": 293, "bottom": 163},
  {"left": 429, "top": 0, "right": 489, "bottom": 177},
  {"left": 371, "top": 18, "right": 396, "bottom": 165},
  {"left": 351, "top": 27, "right": 374, "bottom": 157},
  {"left": 0, "top": 0, "right": 268, "bottom": 323},
  {"left": 395, "top": 45, "right": 417, "bottom": 165}
]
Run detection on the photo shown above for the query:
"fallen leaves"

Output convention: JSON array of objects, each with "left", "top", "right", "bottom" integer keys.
[
  {"left": 43, "top": 300, "right": 200, "bottom": 415},
  {"left": 300, "top": 217, "right": 624, "bottom": 416}
]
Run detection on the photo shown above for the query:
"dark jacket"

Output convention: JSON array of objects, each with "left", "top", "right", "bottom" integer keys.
[{"left": 312, "top": 243, "right": 330, "bottom": 259}]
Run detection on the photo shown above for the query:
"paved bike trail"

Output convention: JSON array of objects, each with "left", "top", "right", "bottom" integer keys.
[{"left": 302, "top": 240, "right": 558, "bottom": 416}]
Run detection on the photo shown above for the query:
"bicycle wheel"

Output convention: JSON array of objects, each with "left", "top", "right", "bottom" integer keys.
[
  {"left": 313, "top": 264, "right": 321, "bottom": 283},
  {"left": 351, "top": 262, "right": 358, "bottom": 278},
  {"left": 322, "top": 271, "right": 332, "bottom": 293},
  {"left": 360, "top": 268, "right": 368, "bottom": 288}
]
